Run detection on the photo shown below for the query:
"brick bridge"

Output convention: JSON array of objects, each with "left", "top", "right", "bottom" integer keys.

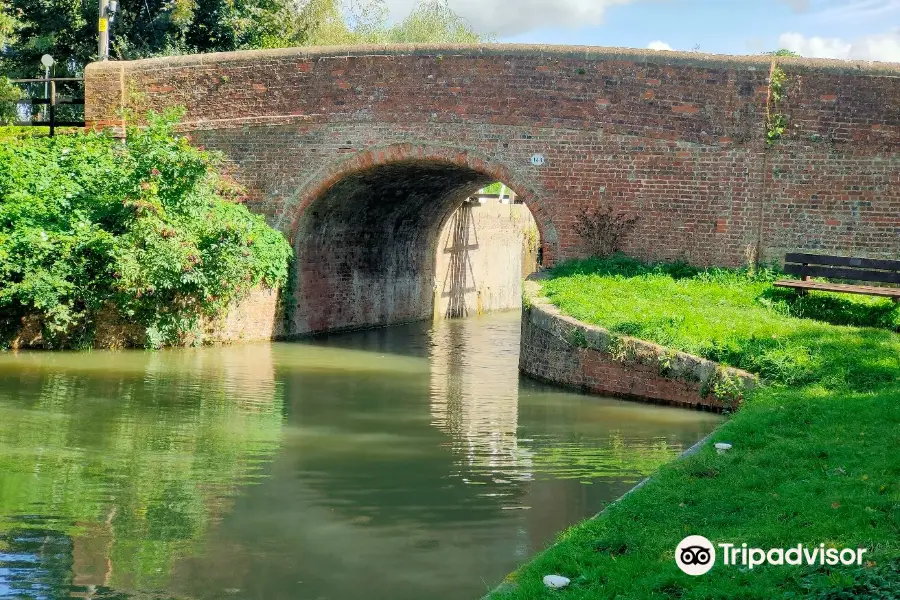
[{"left": 85, "top": 45, "right": 900, "bottom": 337}]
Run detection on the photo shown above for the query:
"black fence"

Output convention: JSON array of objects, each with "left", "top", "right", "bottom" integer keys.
[{"left": 10, "top": 78, "right": 85, "bottom": 136}]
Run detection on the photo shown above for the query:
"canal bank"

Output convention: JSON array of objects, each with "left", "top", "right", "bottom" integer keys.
[
  {"left": 6, "top": 195, "right": 538, "bottom": 350},
  {"left": 519, "top": 276, "right": 757, "bottom": 411},
  {"left": 485, "top": 257, "right": 900, "bottom": 599}
]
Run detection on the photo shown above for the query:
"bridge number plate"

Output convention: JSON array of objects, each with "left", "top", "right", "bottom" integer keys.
[{"left": 531, "top": 154, "right": 546, "bottom": 166}]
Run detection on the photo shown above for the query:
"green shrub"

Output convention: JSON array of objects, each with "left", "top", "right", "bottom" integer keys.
[
  {"left": 0, "top": 78, "right": 21, "bottom": 125},
  {"left": 0, "top": 110, "right": 292, "bottom": 349}
]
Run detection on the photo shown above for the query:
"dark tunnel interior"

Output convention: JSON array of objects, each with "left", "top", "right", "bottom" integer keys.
[{"left": 289, "top": 160, "right": 498, "bottom": 336}]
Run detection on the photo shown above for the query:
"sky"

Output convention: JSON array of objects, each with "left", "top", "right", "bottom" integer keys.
[{"left": 386, "top": 0, "right": 900, "bottom": 62}]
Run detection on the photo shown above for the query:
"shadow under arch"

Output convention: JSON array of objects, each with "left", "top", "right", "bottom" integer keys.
[{"left": 281, "top": 144, "right": 558, "bottom": 337}]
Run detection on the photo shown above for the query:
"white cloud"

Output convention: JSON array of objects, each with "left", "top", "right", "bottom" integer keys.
[
  {"left": 383, "top": 0, "right": 648, "bottom": 37},
  {"left": 779, "top": 30, "right": 900, "bottom": 62},
  {"left": 647, "top": 40, "right": 673, "bottom": 51}
]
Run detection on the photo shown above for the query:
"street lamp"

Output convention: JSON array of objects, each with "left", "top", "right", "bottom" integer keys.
[
  {"left": 40, "top": 54, "right": 54, "bottom": 121},
  {"left": 98, "top": 0, "right": 119, "bottom": 61},
  {"left": 41, "top": 54, "right": 55, "bottom": 80}
]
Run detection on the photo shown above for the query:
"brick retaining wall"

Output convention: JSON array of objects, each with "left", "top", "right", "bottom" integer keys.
[{"left": 519, "top": 278, "right": 757, "bottom": 410}]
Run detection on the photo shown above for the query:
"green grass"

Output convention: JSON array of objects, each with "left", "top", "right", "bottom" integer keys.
[
  {"left": 489, "top": 255, "right": 900, "bottom": 600},
  {"left": 0, "top": 126, "right": 80, "bottom": 142},
  {"left": 542, "top": 255, "right": 899, "bottom": 390}
]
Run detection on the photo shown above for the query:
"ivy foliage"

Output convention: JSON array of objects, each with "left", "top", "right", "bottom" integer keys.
[
  {"left": 766, "top": 62, "right": 788, "bottom": 145},
  {"left": 0, "top": 110, "right": 292, "bottom": 348}
]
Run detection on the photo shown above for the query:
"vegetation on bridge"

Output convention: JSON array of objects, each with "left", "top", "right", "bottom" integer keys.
[
  {"left": 491, "top": 255, "right": 899, "bottom": 599},
  {"left": 0, "top": 110, "right": 292, "bottom": 349}
]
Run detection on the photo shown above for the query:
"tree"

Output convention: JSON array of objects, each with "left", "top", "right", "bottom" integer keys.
[
  {"left": 384, "top": 0, "right": 482, "bottom": 44},
  {"left": 0, "top": 0, "right": 17, "bottom": 49},
  {"left": 0, "top": 0, "right": 486, "bottom": 79},
  {"left": 0, "top": 0, "right": 18, "bottom": 124},
  {"left": 768, "top": 48, "right": 800, "bottom": 57},
  {"left": 0, "top": 78, "right": 17, "bottom": 124},
  {"left": 268, "top": 0, "right": 486, "bottom": 47},
  {"left": 0, "top": 0, "right": 299, "bottom": 78}
]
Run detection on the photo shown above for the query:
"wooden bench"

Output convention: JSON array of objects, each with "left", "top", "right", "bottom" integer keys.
[{"left": 774, "top": 253, "right": 900, "bottom": 302}]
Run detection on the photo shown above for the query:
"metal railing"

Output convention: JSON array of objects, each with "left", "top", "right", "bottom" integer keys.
[{"left": 10, "top": 78, "right": 85, "bottom": 136}]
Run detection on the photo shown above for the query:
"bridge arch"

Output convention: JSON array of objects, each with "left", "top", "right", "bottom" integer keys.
[{"left": 283, "top": 143, "right": 556, "bottom": 336}]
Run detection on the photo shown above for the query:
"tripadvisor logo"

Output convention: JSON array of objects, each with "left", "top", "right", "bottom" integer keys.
[
  {"left": 675, "top": 536, "right": 868, "bottom": 576},
  {"left": 676, "top": 535, "right": 716, "bottom": 576}
]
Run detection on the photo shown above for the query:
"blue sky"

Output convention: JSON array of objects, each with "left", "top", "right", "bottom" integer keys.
[{"left": 386, "top": 0, "right": 900, "bottom": 62}]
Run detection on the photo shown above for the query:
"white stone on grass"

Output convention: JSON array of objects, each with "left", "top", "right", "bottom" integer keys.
[
  {"left": 543, "top": 575, "right": 570, "bottom": 589},
  {"left": 714, "top": 442, "right": 733, "bottom": 454}
]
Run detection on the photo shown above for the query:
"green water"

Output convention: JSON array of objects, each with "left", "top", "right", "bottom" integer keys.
[{"left": 0, "top": 311, "right": 722, "bottom": 600}]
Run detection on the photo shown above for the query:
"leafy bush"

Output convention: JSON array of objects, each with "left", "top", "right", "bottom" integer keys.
[
  {"left": 0, "top": 78, "right": 21, "bottom": 125},
  {"left": 0, "top": 110, "right": 292, "bottom": 349}
]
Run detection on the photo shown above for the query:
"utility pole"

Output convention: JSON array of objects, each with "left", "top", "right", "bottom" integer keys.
[{"left": 98, "top": 0, "right": 110, "bottom": 61}]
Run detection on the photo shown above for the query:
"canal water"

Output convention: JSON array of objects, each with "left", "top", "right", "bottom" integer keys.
[{"left": 0, "top": 311, "right": 722, "bottom": 600}]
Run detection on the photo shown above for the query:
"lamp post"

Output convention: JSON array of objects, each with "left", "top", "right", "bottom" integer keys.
[
  {"left": 98, "top": 0, "right": 118, "bottom": 60},
  {"left": 41, "top": 54, "right": 54, "bottom": 94},
  {"left": 40, "top": 54, "right": 54, "bottom": 123}
]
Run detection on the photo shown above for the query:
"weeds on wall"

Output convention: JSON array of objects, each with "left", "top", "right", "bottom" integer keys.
[
  {"left": 766, "top": 60, "right": 788, "bottom": 145},
  {"left": 573, "top": 203, "right": 639, "bottom": 258},
  {"left": 524, "top": 224, "right": 540, "bottom": 255},
  {"left": 704, "top": 366, "right": 746, "bottom": 410}
]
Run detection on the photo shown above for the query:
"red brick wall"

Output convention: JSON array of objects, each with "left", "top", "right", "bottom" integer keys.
[
  {"left": 84, "top": 45, "right": 900, "bottom": 335},
  {"left": 761, "top": 60, "right": 900, "bottom": 258}
]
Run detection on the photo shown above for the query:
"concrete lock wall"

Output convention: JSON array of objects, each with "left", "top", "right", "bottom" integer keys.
[
  {"left": 435, "top": 198, "right": 538, "bottom": 319},
  {"left": 84, "top": 44, "right": 900, "bottom": 336}
]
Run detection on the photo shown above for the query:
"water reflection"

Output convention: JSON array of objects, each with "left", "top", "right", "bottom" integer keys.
[
  {"left": 430, "top": 314, "right": 533, "bottom": 496},
  {"left": 0, "top": 312, "right": 722, "bottom": 600},
  {"left": 0, "top": 346, "right": 285, "bottom": 598}
]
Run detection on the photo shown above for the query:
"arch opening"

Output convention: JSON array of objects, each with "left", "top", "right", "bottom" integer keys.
[{"left": 287, "top": 158, "right": 542, "bottom": 337}]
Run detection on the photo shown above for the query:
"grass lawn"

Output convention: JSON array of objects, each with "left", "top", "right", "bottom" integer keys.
[{"left": 489, "top": 255, "right": 900, "bottom": 600}]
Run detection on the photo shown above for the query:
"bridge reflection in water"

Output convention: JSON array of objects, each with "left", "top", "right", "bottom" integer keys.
[{"left": 0, "top": 313, "right": 721, "bottom": 600}]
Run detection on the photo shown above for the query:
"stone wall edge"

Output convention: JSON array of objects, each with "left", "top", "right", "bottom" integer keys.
[{"left": 520, "top": 275, "right": 758, "bottom": 410}]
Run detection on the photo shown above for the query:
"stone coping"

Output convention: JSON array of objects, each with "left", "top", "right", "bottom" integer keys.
[
  {"left": 523, "top": 274, "right": 758, "bottom": 409},
  {"left": 84, "top": 43, "right": 900, "bottom": 76}
]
